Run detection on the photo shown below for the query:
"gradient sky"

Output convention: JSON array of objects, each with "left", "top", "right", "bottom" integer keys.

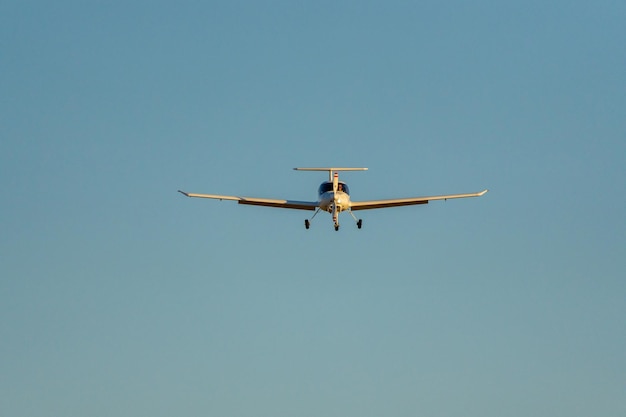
[{"left": 2, "top": 2, "right": 625, "bottom": 416}]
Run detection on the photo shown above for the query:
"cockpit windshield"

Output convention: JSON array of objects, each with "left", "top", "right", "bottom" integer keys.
[{"left": 318, "top": 181, "right": 349, "bottom": 195}]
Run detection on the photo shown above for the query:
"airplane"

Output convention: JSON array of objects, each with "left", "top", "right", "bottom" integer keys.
[{"left": 178, "top": 167, "right": 488, "bottom": 231}]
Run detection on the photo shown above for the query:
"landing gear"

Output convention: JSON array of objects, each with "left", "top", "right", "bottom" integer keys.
[
  {"left": 334, "top": 224, "right": 340, "bottom": 231},
  {"left": 304, "top": 208, "right": 321, "bottom": 230},
  {"left": 348, "top": 210, "right": 363, "bottom": 229}
]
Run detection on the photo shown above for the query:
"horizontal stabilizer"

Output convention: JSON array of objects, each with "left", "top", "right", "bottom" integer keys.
[
  {"left": 293, "top": 167, "right": 368, "bottom": 172},
  {"left": 294, "top": 167, "right": 368, "bottom": 180}
]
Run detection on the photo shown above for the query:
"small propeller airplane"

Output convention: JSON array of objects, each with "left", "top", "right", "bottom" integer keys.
[{"left": 179, "top": 167, "right": 488, "bottom": 231}]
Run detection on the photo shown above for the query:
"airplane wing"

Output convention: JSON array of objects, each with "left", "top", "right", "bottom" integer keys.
[
  {"left": 349, "top": 189, "right": 488, "bottom": 211},
  {"left": 178, "top": 190, "right": 318, "bottom": 211}
]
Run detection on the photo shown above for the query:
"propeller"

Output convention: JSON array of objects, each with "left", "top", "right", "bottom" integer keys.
[{"left": 332, "top": 171, "right": 339, "bottom": 227}]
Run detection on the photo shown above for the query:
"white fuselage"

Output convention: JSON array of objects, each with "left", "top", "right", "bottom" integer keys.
[
  {"left": 315, "top": 179, "right": 354, "bottom": 228},
  {"left": 318, "top": 191, "right": 351, "bottom": 213}
]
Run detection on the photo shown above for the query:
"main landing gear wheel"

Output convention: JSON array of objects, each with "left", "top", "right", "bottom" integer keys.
[
  {"left": 334, "top": 225, "right": 340, "bottom": 231},
  {"left": 357, "top": 219, "right": 363, "bottom": 229},
  {"left": 304, "top": 219, "right": 310, "bottom": 229}
]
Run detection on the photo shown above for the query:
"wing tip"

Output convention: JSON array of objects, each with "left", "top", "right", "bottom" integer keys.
[
  {"left": 478, "top": 189, "right": 489, "bottom": 196},
  {"left": 178, "top": 190, "right": 190, "bottom": 197}
]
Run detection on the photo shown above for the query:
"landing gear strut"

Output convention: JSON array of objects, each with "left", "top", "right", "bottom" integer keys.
[
  {"left": 304, "top": 208, "right": 321, "bottom": 230},
  {"left": 348, "top": 210, "right": 363, "bottom": 229}
]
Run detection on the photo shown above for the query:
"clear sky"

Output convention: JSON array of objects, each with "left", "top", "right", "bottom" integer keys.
[{"left": 2, "top": 1, "right": 625, "bottom": 416}]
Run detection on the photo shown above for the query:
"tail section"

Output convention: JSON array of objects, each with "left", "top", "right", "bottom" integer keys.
[{"left": 294, "top": 167, "right": 368, "bottom": 181}]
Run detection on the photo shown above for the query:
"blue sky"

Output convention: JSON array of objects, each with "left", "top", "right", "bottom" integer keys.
[{"left": 2, "top": 1, "right": 625, "bottom": 416}]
